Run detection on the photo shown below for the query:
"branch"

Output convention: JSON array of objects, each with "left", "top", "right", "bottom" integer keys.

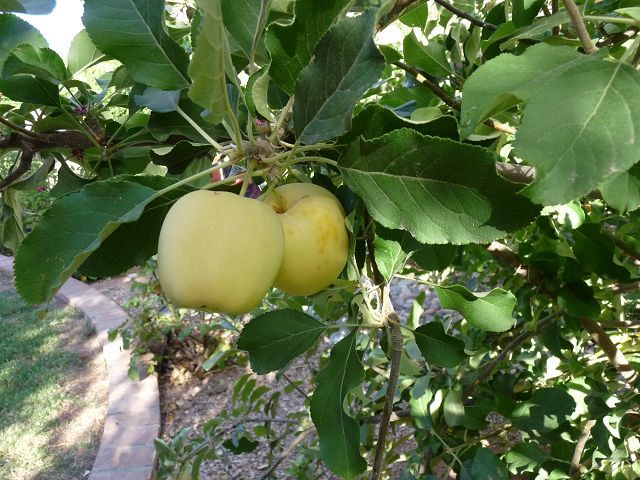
[
  {"left": 364, "top": 212, "right": 405, "bottom": 480},
  {"left": 580, "top": 317, "right": 638, "bottom": 384},
  {"left": 432, "top": 0, "right": 497, "bottom": 30},
  {"left": 378, "top": 0, "right": 422, "bottom": 31},
  {"left": 562, "top": 0, "right": 597, "bottom": 53},
  {"left": 0, "top": 116, "right": 43, "bottom": 140},
  {"left": 258, "top": 428, "right": 314, "bottom": 480},
  {"left": 570, "top": 419, "right": 596, "bottom": 475},
  {"left": 392, "top": 61, "right": 516, "bottom": 135},
  {"left": 0, "top": 147, "right": 35, "bottom": 190}
]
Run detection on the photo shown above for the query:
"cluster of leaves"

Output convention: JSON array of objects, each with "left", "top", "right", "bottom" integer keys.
[{"left": 1, "top": 0, "right": 640, "bottom": 478}]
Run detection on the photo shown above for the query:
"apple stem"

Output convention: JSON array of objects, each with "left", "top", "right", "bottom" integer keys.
[{"left": 239, "top": 160, "right": 256, "bottom": 197}]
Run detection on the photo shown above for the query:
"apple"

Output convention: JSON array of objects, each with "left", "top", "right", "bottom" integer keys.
[
  {"left": 261, "top": 183, "right": 348, "bottom": 296},
  {"left": 157, "top": 190, "right": 284, "bottom": 314}
]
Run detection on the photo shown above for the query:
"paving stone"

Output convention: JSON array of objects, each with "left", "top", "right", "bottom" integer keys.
[
  {"left": 89, "top": 465, "right": 154, "bottom": 480},
  {"left": 101, "top": 420, "right": 160, "bottom": 447},
  {"left": 92, "top": 444, "right": 156, "bottom": 471}
]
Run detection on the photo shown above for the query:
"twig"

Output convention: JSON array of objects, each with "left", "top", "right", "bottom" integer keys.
[
  {"left": 258, "top": 428, "right": 314, "bottom": 480},
  {"left": 580, "top": 317, "right": 638, "bottom": 385},
  {"left": 562, "top": 0, "right": 596, "bottom": 53},
  {"left": 364, "top": 212, "right": 405, "bottom": 480},
  {"left": 378, "top": 0, "right": 422, "bottom": 31},
  {"left": 609, "top": 234, "right": 640, "bottom": 263},
  {"left": 569, "top": 419, "right": 596, "bottom": 475},
  {"left": 432, "top": 0, "right": 497, "bottom": 30},
  {"left": 552, "top": 0, "right": 560, "bottom": 35},
  {"left": 0, "top": 147, "right": 35, "bottom": 190},
  {"left": 0, "top": 116, "right": 43, "bottom": 140},
  {"left": 393, "top": 61, "right": 516, "bottom": 135}
]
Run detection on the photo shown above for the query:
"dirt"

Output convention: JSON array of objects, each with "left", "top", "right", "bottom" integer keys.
[{"left": 0, "top": 270, "right": 108, "bottom": 480}]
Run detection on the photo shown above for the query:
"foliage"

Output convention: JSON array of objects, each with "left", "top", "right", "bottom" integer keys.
[{"left": 1, "top": 0, "right": 640, "bottom": 478}]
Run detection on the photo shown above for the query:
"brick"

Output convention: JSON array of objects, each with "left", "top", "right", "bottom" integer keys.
[
  {"left": 89, "top": 465, "right": 154, "bottom": 480},
  {"left": 92, "top": 444, "right": 156, "bottom": 471},
  {"left": 101, "top": 420, "right": 159, "bottom": 447}
]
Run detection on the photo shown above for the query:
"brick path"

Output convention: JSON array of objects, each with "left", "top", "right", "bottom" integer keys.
[{"left": 0, "top": 255, "right": 160, "bottom": 480}]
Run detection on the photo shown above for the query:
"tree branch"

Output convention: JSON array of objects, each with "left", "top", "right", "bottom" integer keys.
[
  {"left": 432, "top": 0, "right": 497, "bottom": 30},
  {"left": 258, "top": 428, "right": 314, "bottom": 480},
  {"left": 392, "top": 61, "right": 516, "bottom": 135},
  {"left": 0, "top": 147, "right": 35, "bottom": 190},
  {"left": 364, "top": 212, "right": 405, "bottom": 480},
  {"left": 378, "top": 0, "right": 423, "bottom": 31},
  {"left": 0, "top": 116, "right": 43, "bottom": 140},
  {"left": 570, "top": 419, "right": 596, "bottom": 475},
  {"left": 562, "top": 0, "right": 597, "bottom": 53}
]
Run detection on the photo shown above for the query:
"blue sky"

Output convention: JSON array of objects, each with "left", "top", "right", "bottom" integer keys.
[{"left": 19, "top": 0, "right": 84, "bottom": 58}]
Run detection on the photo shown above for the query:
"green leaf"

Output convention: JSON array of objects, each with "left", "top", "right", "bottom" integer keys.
[
  {"left": 436, "top": 285, "right": 516, "bottom": 332},
  {"left": 470, "top": 448, "right": 509, "bottom": 480},
  {"left": 411, "top": 244, "right": 459, "bottom": 271},
  {"left": 293, "top": 9, "right": 384, "bottom": 144},
  {"left": 82, "top": 0, "right": 190, "bottom": 90},
  {"left": 342, "top": 104, "right": 459, "bottom": 142},
  {"left": 188, "top": 0, "right": 229, "bottom": 124},
  {"left": 600, "top": 164, "right": 640, "bottom": 212},
  {"left": 0, "top": 75, "right": 59, "bottom": 106},
  {"left": 403, "top": 32, "right": 452, "bottom": 77},
  {"left": 221, "top": 0, "right": 265, "bottom": 61},
  {"left": 310, "top": 330, "right": 366, "bottom": 478},
  {"left": 133, "top": 86, "right": 180, "bottom": 112},
  {"left": 557, "top": 281, "right": 600, "bottom": 318},
  {"left": 443, "top": 385, "right": 465, "bottom": 427},
  {"left": 3, "top": 45, "right": 68, "bottom": 84},
  {"left": 0, "top": 13, "right": 47, "bottom": 71},
  {"left": 460, "top": 44, "right": 640, "bottom": 205},
  {"left": 410, "top": 375, "right": 433, "bottom": 430},
  {"left": 339, "top": 129, "right": 539, "bottom": 245},
  {"left": 265, "top": 0, "right": 350, "bottom": 93},
  {"left": 512, "top": 387, "right": 576, "bottom": 433},
  {"left": 0, "top": 189, "right": 24, "bottom": 252},
  {"left": 67, "top": 30, "right": 105, "bottom": 74},
  {"left": 222, "top": 436, "right": 259, "bottom": 454},
  {"left": 572, "top": 223, "right": 631, "bottom": 281},
  {"left": 374, "top": 225, "right": 422, "bottom": 281},
  {"left": 512, "top": 0, "right": 547, "bottom": 27},
  {"left": 14, "top": 176, "right": 183, "bottom": 304},
  {"left": 237, "top": 309, "right": 326, "bottom": 374},
  {"left": 413, "top": 322, "right": 467, "bottom": 368},
  {"left": 150, "top": 141, "right": 212, "bottom": 174},
  {"left": 148, "top": 98, "right": 226, "bottom": 142},
  {"left": 506, "top": 442, "right": 551, "bottom": 471},
  {"left": 0, "top": 0, "right": 54, "bottom": 14},
  {"left": 500, "top": 11, "right": 570, "bottom": 50},
  {"left": 78, "top": 176, "right": 194, "bottom": 277}
]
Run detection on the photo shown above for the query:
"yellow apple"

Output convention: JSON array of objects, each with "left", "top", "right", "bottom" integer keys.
[
  {"left": 261, "top": 183, "right": 348, "bottom": 296},
  {"left": 157, "top": 190, "right": 284, "bottom": 314}
]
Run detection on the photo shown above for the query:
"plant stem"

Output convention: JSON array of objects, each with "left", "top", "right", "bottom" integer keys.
[
  {"left": 432, "top": 0, "right": 498, "bottom": 30},
  {"left": 258, "top": 428, "right": 314, "bottom": 480},
  {"left": 239, "top": 160, "right": 256, "bottom": 196},
  {"left": 0, "top": 116, "right": 44, "bottom": 140},
  {"left": 584, "top": 15, "right": 640, "bottom": 26},
  {"left": 563, "top": 0, "right": 597, "bottom": 53},
  {"left": 176, "top": 106, "right": 226, "bottom": 152},
  {"left": 268, "top": 95, "right": 295, "bottom": 144},
  {"left": 570, "top": 419, "right": 596, "bottom": 475}
]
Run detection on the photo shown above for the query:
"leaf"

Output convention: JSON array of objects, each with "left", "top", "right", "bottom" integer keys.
[
  {"left": 506, "top": 442, "right": 550, "bottom": 471},
  {"left": 14, "top": 176, "right": 185, "bottom": 304},
  {"left": 0, "top": 75, "right": 59, "bottom": 106},
  {"left": 150, "top": 141, "right": 212, "bottom": 174},
  {"left": 0, "top": 189, "right": 24, "bottom": 252},
  {"left": 237, "top": 309, "right": 326, "bottom": 374},
  {"left": 600, "top": 164, "right": 640, "bottom": 212},
  {"left": 293, "top": 9, "right": 385, "bottom": 144},
  {"left": 188, "top": 0, "right": 229, "bottom": 124},
  {"left": 374, "top": 225, "right": 422, "bottom": 281},
  {"left": 557, "top": 281, "right": 600, "bottom": 318},
  {"left": 460, "top": 44, "right": 640, "bottom": 205},
  {"left": 82, "top": 0, "right": 190, "bottom": 90},
  {"left": 78, "top": 176, "right": 194, "bottom": 277},
  {"left": 67, "top": 30, "right": 105, "bottom": 74},
  {"left": 0, "top": 13, "right": 47, "bottom": 71},
  {"left": 512, "top": 387, "right": 576, "bottom": 433},
  {"left": 403, "top": 31, "right": 452, "bottom": 77},
  {"left": 512, "top": 0, "right": 547, "bottom": 27},
  {"left": 266, "top": 0, "right": 350, "bottom": 93},
  {"left": 3, "top": 45, "right": 68, "bottom": 84},
  {"left": 0, "top": 0, "right": 54, "bottom": 14},
  {"left": 470, "top": 448, "right": 509, "bottom": 480},
  {"left": 500, "top": 11, "right": 570, "bottom": 50},
  {"left": 414, "top": 322, "right": 467, "bottom": 368},
  {"left": 436, "top": 285, "right": 516, "bottom": 332},
  {"left": 572, "top": 223, "right": 631, "bottom": 281},
  {"left": 221, "top": 0, "right": 265, "bottom": 60},
  {"left": 339, "top": 129, "right": 540, "bottom": 245},
  {"left": 222, "top": 436, "right": 259, "bottom": 454},
  {"left": 133, "top": 86, "right": 180, "bottom": 112},
  {"left": 410, "top": 375, "right": 433, "bottom": 430},
  {"left": 342, "top": 104, "right": 459, "bottom": 143},
  {"left": 310, "top": 330, "right": 366, "bottom": 478},
  {"left": 443, "top": 385, "right": 465, "bottom": 427},
  {"left": 411, "top": 244, "right": 459, "bottom": 271}
]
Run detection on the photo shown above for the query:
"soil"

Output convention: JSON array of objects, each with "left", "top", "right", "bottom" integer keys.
[{"left": 0, "top": 270, "right": 107, "bottom": 480}]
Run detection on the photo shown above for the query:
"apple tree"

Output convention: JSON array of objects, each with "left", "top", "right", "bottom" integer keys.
[{"left": 1, "top": 0, "right": 640, "bottom": 478}]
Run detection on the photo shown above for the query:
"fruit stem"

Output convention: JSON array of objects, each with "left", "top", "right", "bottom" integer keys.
[
  {"left": 268, "top": 95, "right": 295, "bottom": 144},
  {"left": 239, "top": 159, "right": 256, "bottom": 196}
]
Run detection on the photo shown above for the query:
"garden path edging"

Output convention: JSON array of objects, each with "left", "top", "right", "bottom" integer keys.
[{"left": 0, "top": 255, "right": 160, "bottom": 480}]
